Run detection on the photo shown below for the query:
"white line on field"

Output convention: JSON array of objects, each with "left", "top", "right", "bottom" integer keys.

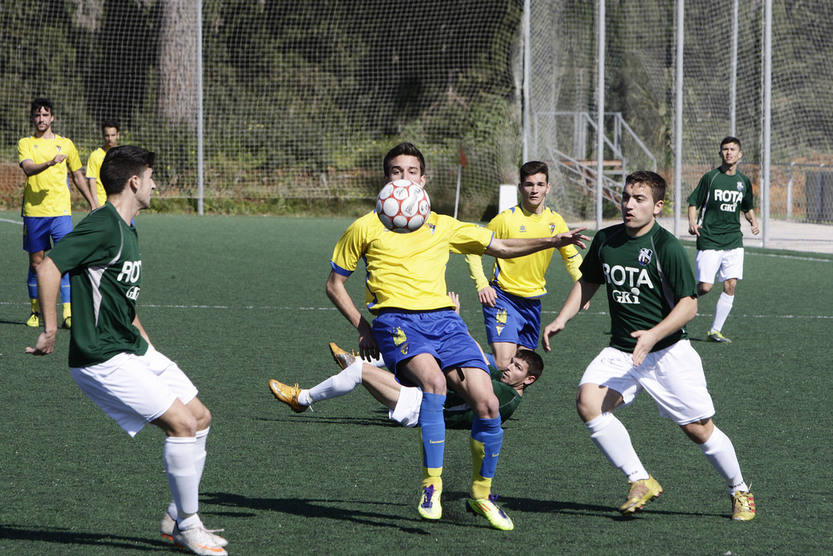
[{"left": 0, "top": 218, "right": 22, "bottom": 226}]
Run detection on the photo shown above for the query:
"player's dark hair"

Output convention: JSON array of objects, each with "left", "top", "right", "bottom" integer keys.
[
  {"left": 384, "top": 142, "right": 425, "bottom": 178},
  {"left": 100, "top": 145, "right": 155, "bottom": 195},
  {"left": 520, "top": 160, "right": 548, "bottom": 183},
  {"left": 515, "top": 349, "right": 544, "bottom": 387},
  {"left": 30, "top": 97, "right": 53, "bottom": 118},
  {"left": 720, "top": 136, "right": 741, "bottom": 150},
  {"left": 102, "top": 119, "right": 120, "bottom": 132},
  {"left": 625, "top": 170, "right": 666, "bottom": 203}
]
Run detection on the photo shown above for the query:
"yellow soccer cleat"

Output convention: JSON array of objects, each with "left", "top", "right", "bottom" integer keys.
[
  {"left": 417, "top": 484, "right": 442, "bottom": 520},
  {"left": 707, "top": 330, "right": 732, "bottom": 343},
  {"left": 731, "top": 490, "right": 756, "bottom": 521},
  {"left": 26, "top": 312, "right": 40, "bottom": 327},
  {"left": 62, "top": 316, "right": 71, "bottom": 329},
  {"left": 619, "top": 476, "right": 663, "bottom": 515},
  {"left": 268, "top": 379, "right": 308, "bottom": 413},
  {"left": 466, "top": 494, "right": 514, "bottom": 531},
  {"left": 329, "top": 341, "right": 357, "bottom": 370}
]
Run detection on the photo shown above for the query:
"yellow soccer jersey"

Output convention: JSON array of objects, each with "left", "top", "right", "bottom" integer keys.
[
  {"left": 466, "top": 206, "right": 582, "bottom": 298},
  {"left": 331, "top": 211, "right": 494, "bottom": 313},
  {"left": 86, "top": 147, "right": 107, "bottom": 205},
  {"left": 18, "top": 135, "right": 82, "bottom": 217}
]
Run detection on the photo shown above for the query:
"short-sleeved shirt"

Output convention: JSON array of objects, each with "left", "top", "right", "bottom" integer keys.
[
  {"left": 47, "top": 202, "right": 148, "bottom": 367},
  {"left": 466, "top": 205, "right": 582, "bottom": 297},
  {"left": 86, "top": 147, "right": 108, "bottom": 205},
  {"left": 18, "top": 134, "right": 82, "bottom": 217},
  {"left": 330, "top": 211, "right": 494, "bottom": 313},
  {"left": 686, "top": 168, "right": 754, "bottom": 250},
  {"left": 444, "top": 368, "right": 522, "bottom": 429},
  {"left": 580, "top": 221, "right": 696, "bottom": 353}
]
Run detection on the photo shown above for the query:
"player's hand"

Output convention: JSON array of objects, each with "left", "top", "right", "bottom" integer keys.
[
  {"left": 356, "top": 319, "right": 379, "bottom": 361},
  {"left": 688, "top": 223, "right": 700, "bottom": 236},
  {"left": 26, "top": 331, "right": 56, "bottom": 356},
  {"left": 447, "top": 291, "right": 461, "bottom": 314},
  {"left": 750, "top": 224, "right": 760, "bottom": 235},
  {"left": 477, "top": 286, "right": 497, "bottom": 307},
  {"left": 553, "top": 227, "right": 589, "bottom": 250},
  {"left": 581, "top": 300, "right": 591, "bottom": 311},
  {"left": 541, "top": 318, "right": 566, "bottom": 352},
  {"left": 52, "top": 153, "right": 67, "bottom": 165},
  {"left": 630, "top": 329, "right": 660, "bottom": 366}
]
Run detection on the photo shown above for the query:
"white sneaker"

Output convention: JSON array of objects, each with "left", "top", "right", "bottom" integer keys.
[
  {"left": 173, "top": 523, "right": 228, "bottom": 555},
  {"left": 161, "top": 511, "right": 228, "bottom": 547}
]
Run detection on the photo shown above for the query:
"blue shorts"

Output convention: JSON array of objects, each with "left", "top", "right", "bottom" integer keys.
[
  {"left": 372, "top": 309, "right": 488, "bottom": 383},
  {"left": 482, "top": 286, "right": 541, "bottom": 350},
  {"left": 22, "top": 215, "right": 73, "bottom": 253}
]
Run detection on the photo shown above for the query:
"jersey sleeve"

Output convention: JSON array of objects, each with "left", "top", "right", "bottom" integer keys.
[
  {"left": 48, "top": 212, "right": 117, "bottom": 274},
  {"left": 686, "top": 172, "right": 710, "bottom": 208},
  {"left": 18, "top": 137, "right": 32, "bottom": 164},
  {"left": 659, "top": 233, "right": 697, "bottom": 301},
  {"left": 329, "top": 214, "right": 371, "bottom": 276},
  {"left": 65, "top": 140, "right": 82, "bottom": 173},
  {"left": 741, "top": 175, "right": 754, "bottom": 212},
  {"left": 553, "top": 213, "right": 583, "bottom": 281},
  {"left": 86, "top": 150, "right": 102, "bottom": 179},
  {"left": 448, "top": 219, "right": 494, "bottom": 256},
  {"left": 578, "top": 231, "right": 606, "bottom": 284}
]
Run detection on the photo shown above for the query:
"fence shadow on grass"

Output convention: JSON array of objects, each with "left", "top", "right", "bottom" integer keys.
[{"left": 0, "top": 523, "right": 168, "bottom": 552}]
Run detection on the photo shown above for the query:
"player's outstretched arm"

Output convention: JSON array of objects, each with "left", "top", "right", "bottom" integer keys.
[
  {"left": 486, "top": 227, "right": 588, "bottom": 259},
  {"left": 542, "top": 278, "right": 599, "bottom": 351},
  {"left": 25, "top": 257, "right": 62, "bottom": 355},
  {"left": 325, "top": 270, "right": 378, "bottom": 360}
]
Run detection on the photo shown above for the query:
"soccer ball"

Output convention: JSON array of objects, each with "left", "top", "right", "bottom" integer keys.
[{"left": 375, "top": 179, "right": 431, "bottom": 233}]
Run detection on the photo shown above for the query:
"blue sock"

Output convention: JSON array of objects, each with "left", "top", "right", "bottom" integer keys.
[
  {"left": 418, "top": 392, "right": 446, "bottom": 469},
  {"left": 60, "top": 273, "right": 71, "bottom": 304},
  {"left": 27, "top": 268, "right": 38, "bottom": 300},
  {"left": 472, "top": 416, "right": 503, "bottom": 479}
]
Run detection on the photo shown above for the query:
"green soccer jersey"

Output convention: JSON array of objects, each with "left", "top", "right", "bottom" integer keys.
[
  {"left": 444, "top": 368, "right": 522, "bottom": 429},
  {"left": 47, "top": 202, "right": 148, "bottom": 367},
  {"left": 580, "top": 222, "right": 697, "bottom": 353},
  {"left": 687, "top": 168, "right": 754, "bottom": 250}
]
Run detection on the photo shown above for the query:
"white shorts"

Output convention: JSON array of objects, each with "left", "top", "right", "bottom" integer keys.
[
  {"left": 579, "top": 340, "right": 715, "bottom": 425},
  {"left": 389, "top": 385, "right": 423, "bottom": 427},
  {"left": 70, "top": 346, "right": 198, "bottom": 437},
  {"left": 696, "top": 247, "right": 744, "bottom": 283}
]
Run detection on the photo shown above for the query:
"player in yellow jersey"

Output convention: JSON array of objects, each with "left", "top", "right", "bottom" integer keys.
[
  {"left": 326, "top": 142, "right": 588, "bottom": 530},
  {"left": 86, "top": 120, "right": 121, "bottom": 206},
  {"left": 19, "top": 98, "right": 98, "bottom": 329},
  {"left": 466, "top": 161, "right": 583, "bottom": 371}
]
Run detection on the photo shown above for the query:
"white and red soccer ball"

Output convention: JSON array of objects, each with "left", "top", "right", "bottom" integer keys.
[{"left": 375, "top": 179, "right": 431, "bottom": 233}]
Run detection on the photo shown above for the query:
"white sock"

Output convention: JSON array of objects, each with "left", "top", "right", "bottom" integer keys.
[
  {"left": 710, "top": 292, "right": 734, "bottom": 333},
  {"left": 586, "top": 413, "right": 649, "bottom": 482},
  {"left": 164, "top": 436, "right": 200, "bottom": 520},
  {"left": 167, "top": 428, "right": 210, "bottom": 521},
  {"left": 308, "top": 358, "right": 363, "bottom": 403},
  {"left": 699, "top": 426, "right": 748, "bottom": 494}
]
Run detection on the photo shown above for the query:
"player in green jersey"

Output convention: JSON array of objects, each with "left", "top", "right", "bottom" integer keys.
[
  {"left": 543, "top": 170, "right": 756, "bottom": 522},
  {"left": 269, "top": 342, "right": 542, "bottom": 429},
  {"left": 687, "top": 136, "right": 760, "bottom": 343},
  {"left": 26, "top": 146, "right": 229, "bottom": 555}
]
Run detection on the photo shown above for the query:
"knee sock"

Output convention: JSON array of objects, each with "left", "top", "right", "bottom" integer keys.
[
  {"left": 699, "top": 426, "right": 748, "bottom": 494},
  {"left": 304, "top": 358, "right": 363, "bottom": 405},
  {"left": 586, "top": 413, "right": 649, "bottom": 482},
  {"left": 60, "top": 273, "right": 71, "bottom": 304},
  {"left": 27, "top": 268, "right": 38, "bottom": 302},
  {"left": 470, "top": 416, "right": 503, "bottom": 499},
  {"left": 168, "top": 428, "right": 209, "bottom": 521},
  {"left": 418, "top": 392, "right": 445, "bottom": 487},
  {"left": 711, "top": 293, "right": 734, "bottom": 333},
  {"left": 163, "top": 436, "right": 200, "bottom": 523}
]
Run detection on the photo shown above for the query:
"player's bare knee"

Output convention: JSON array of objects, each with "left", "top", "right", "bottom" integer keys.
[
  {"left": 723, "top": 280, "right": 737, "bottom": 295},
  {"left": 680, "top": 418, "right": 714, "bottom": 444},
  {"left": 471, "top": 395, "right": 499, "bottom": 419},
  {"left": 697, "top": 282, "right": 712, "bottom": 296}
]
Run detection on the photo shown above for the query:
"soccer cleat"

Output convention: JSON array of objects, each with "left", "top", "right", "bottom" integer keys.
[
  {"left": 466, "top": 494, "right": 514, "bottom": 531},
  {"left": 268, "top": 379, "right": 308, "bottom": 413},
  {"left": 329, "top": 341, "right": 356, "bottom": 370},
  {"left": 731, "top": 490, "right": 756, "bottom": 521},
  {"left": 707, "top": 330, "right": 732, "bottom": 343},
  {"left": 161, "top": 512, "right": 228, "bottom": 547},
  {"left": 172, "top": 523, "right": 227, "bottom": 555},
  {"left": 619, "top": 476, "right": 663, "bottom": 515},
  {"left": 62, "top": 316, "right": 71, "bottom": 329},
  {"left": 417, "top": 484, "right": 442, "bottom": 520},
  {"left": 26, "top": 312, "right": 40, "bottom": 327}
]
